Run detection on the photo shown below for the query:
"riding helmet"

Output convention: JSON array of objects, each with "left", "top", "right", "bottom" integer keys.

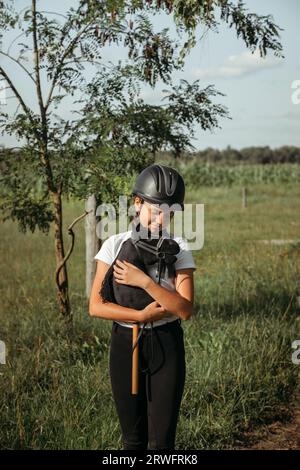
[{"left": 131, "top": 164, "right": 185, "bottom": 211}]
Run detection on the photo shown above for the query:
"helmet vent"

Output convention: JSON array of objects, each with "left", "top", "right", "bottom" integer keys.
[
  {"left": 158, "top": 167, "right": 161, "bottom": 192},
  {"left": 169, "top": 172, "right": 173, "bottom": 192}
]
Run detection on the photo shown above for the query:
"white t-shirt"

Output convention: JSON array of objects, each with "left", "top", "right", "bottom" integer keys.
[{"left": 94, "top": 228, "right": 197, "bottom": 328}]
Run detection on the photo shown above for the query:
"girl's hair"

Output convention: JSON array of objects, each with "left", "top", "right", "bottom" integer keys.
[{"left": 130, "top": 195, "right": 143, "bottom": 225}]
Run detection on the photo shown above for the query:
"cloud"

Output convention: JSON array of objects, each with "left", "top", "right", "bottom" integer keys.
[
  {"left": 260, "top": 110, "right": 300, "bottom": 121},
  {"left": 192, "top": 50, "right": 284, "bottom": 79}
]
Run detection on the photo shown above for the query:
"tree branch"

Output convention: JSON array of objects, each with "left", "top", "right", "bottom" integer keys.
[
  {"left": 7, "top": 31, "right": 27, "bottom": 55},
  {"left": 45, "top": 21, "right": 94, "bottom": 111},
  {"left": 63, "top": 59, "right": 114, "bottom": 69},
  {"left": 0, "top": 66, "right": 34, "bottom": 122},
  {"left": 32, "top": 0, "right": 45, "bottom": 113},
  {"left": 0, "top": 51, "right": 36, "bottom": 84},
  {"left": 39, "top": 10, "right": 68, "bottom": 20},
  {"left": 55, "top": 210, "right": 92, "bottom": 289}
]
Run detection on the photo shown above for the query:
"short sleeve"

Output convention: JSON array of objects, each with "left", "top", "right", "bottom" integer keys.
[
  {"left": 174, "top": 238, "right": 197, "bottom": 271},
  {"left": 94, "top": 236, "right": 114, "bottom": 265}
]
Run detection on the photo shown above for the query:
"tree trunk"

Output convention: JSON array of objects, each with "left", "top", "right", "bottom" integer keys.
[{"left": 51, "top": 190, "right": 71, "bottom": 320}]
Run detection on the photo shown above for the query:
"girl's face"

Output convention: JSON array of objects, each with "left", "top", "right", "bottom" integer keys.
[{"left": 134, "top": 197, "right": 174, "bottom": 234}]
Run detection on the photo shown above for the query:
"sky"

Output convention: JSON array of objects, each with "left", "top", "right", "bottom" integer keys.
[{"left": 0, "top": 0, "right": 299, "bottom": 150}]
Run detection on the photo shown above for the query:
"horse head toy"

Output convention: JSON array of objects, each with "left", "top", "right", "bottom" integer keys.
[{"left": 99, "top": 221, "right": 180, "bottom": 310}]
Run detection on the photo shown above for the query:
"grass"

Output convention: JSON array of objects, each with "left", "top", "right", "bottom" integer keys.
[{"left": 0, "top": 182, "right": 299, "bottom": 449}]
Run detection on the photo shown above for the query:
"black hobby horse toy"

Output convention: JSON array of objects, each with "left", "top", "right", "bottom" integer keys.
[{"left": 99, "top": 220, "right": 180, "bottom": 395}]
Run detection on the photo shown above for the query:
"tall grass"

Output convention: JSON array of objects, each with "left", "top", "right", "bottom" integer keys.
[{"left": 0, "top": 182, "right": 299, "bottom": 449}]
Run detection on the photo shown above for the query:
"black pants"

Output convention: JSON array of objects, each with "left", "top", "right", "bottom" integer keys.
[{"left": 109, "top": 319, "right": 186, "bottom": 450}]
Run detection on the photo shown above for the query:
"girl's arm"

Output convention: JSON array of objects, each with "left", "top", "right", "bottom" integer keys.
[
  {"left": 89, "top": 260, "right": 141, "bottom": 322},
  {"left": 113, "top": 260, "right": 195, "bottom": 321},
  {"left": 142, "top": 268, "right": 195, "bottom": 321},
  {"left": 89, "top": 260, "right": 169, "bottom": 323}
]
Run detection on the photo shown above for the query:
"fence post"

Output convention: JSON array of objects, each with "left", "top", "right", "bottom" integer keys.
[
  {"left": 242, "top": 186, "right": 248, "bottom": 208},
  {"left": 85, "top": 194, "right": 98, "bottom": 299}
]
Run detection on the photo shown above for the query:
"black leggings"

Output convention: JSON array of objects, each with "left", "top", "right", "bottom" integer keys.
[{"left": 109, "top": 319, "right": 186, "bottom": 450}]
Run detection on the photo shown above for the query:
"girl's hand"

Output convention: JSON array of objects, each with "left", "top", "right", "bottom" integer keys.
[
  {"left": 113, "top": 259, "right": 151, "bottom": 289},
  {"left": 141, "top": 301, "right": 169, "bottom": 323}
]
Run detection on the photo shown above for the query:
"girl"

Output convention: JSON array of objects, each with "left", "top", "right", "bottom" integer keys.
[{"left": 89, "top": 164, "right": 196, "bottom": 450}]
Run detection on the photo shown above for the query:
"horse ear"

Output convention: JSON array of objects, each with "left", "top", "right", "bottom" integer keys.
[{"left": 160, "top": 238, "right": 180, "bottom": 255}]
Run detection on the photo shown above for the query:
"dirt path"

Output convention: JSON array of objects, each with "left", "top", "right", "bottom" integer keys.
[{"left": 238, "top": 405, "right": 300, "bottom": 450}]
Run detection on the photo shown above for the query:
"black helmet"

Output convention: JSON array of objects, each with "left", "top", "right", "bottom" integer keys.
[{"left": 132, "top": 164, "right": 185, "bottom": 211}]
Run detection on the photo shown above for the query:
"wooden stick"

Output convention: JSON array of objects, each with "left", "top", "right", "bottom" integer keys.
[{"left": 132, "top": 323, "right": 139, "bottom": 395}]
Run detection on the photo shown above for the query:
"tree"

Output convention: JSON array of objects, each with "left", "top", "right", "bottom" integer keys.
[{"left": 0, "top": 0, "right": 283, "bottom": 320}]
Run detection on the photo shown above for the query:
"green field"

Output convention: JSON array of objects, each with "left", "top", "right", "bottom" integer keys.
[{"left": 0, "top": 182, "right": 299, "bottom": 449}]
